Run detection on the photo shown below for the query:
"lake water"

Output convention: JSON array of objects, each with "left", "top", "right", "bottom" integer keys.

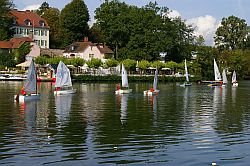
[{"left": 1, "top": 81, "right": 250, "bottom": 166}]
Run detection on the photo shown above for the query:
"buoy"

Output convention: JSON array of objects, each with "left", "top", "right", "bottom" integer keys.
[
  {"left": 212, "top": 162, "right": 216, "bottom": 166},
  {"left": 114, "top": 146, "right": 118, "bottom": 150}
]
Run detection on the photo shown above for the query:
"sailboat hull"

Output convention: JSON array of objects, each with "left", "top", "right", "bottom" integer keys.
[
  {"left": 143, "top": 89, "right": 160, "bottom": 96},
  {"left": 180, "top": 83, "right": 192, "bottom": 87},
  {"left": 14, "top": 94, "right": 40, "bottom": 102},
  {"left": 54, "top": 89, "right": 76, "bottom": 95},
  {"left": 232, "top": 83, "right": 238, "bottom": 87},
  {"left": 115, "top": 89, "right": 132, "bottom": 94}
]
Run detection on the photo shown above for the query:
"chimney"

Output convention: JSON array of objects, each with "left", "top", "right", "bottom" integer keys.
[{"left": 83, "top": 37, "right": 88, "bottom": 42}]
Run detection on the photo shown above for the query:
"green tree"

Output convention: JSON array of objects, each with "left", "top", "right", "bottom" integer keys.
[
  {"left": 36, "top": 2, "right": 49, "bottom": 15},
  {"left": 35, "top": 56, "right": 48, "bottom": 65},
  {"left": 214, "top": 16, "right": 249, "bottom": 51},
  {"left": 0, "top": 0, "right": 14, "bottom": 40},
  {"left": 86, "top": 58, "right": 102, "bottom": 69},
  {"left": 151, "top": 61, "right": 165, "bottom": 69},
  {"left": 14, "top": 42, "right": 31, "bottom": 64},
  {"left": 42, "top": 7, "right": 61, "bottom": 48},
  {"left": 138, "top": 60, "right": 150, "bottom": 70},
  {"left": 195, "top": 46, "right": 219, "bottom": 80},
  {"left": 105, "top": 58, "right": 118, "bottom": 68},
  {"left": 69, "top": 57, "right": 85, "bottom": 67},
  {"left": 123, "top": 59, "right": 136, "bottom": 73},
  {"left": 60, "top": 0, "right": 90, "bottom": 47},
  {"left": 95, "top": 0, "right": 130, "bottom": 59},
  {"left": 95, "top": 1, "right": 194, "bottom": 62},
  {"left": 165, "top": 61, "right": 178, "bottom": 73},
  {"left": 48, "top": 57, "right": 68, "bottom": 64},
  {"left": 0, "top": 49, "right": 15, "bottom": 67}
]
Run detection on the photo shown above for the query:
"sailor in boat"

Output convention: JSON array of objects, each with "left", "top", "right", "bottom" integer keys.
[
  {"left": 21, "top": 86, "right": 27, "bottom": 95},
  {"left": 116, "top": 83, "right": 121, "bottom": 91}
]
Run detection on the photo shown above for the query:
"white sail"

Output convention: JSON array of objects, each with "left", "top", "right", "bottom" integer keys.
[
  {"left": 24, "top": 59, "right": 37, "bottom": 93},
  {"left": 185, "top": 59, "right": 189, "bottom": 82},
  {"left": 121, "top": 64, "right": 129, "bottom": 88},
  {"left": 214, "top": 59, "right": 222, "bottom": 81},
  {"left": 153, "top": 68, "right": 158, "bottom": 90},
  {"left": 55, "top": 61, "right": 72, "bottom": 88},
  {"left": 222, "top": 69, "right": 228, "bottom": 84},
  {"left": 232, "top": 70, "right": 237, "bottom": 83}
]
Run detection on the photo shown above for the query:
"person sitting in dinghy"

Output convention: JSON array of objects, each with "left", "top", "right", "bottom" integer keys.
[
  {"left": 21, "top": 87, "right": 27, "bottom": 96},
  {"left": 150, "top": 88, "right": 154, "bottom": 92},
  {"left": 55, "top": 87, "right": 61, "bottom": 91},
  {"left": 116, "top": 84, "right": 120, "bottom": 90}
]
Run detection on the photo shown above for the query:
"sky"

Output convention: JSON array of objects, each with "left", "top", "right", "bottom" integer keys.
[{"left": 12, "top": 0, "right": 250, "bottom": 45}]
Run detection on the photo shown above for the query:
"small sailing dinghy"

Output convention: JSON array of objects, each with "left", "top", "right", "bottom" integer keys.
[
  {"left": 208, "top": 59, "right": 222, "bottom": 86},
  {"left": 222, "top": 69, "right": 228, "bottom": 87},
  {"left": 180, "top": 59, "right": 192, "bottom": 87},
  {"left": 14, "top": 59, "right": 40, "bottom": 102},
  {"left": 54, "top": 61, "right": 76, "bottom": 95},
  {"left": 232, "top": 70, "right": 238, "bottom": 87},
  {"left": 115, "top": 64, "right": 132, "bottom": 94},
  {"left": 144, "top": 68, "right": 160, "bottom": 95}
]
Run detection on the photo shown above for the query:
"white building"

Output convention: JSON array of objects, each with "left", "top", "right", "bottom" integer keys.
[
  {"left": 63, "top": 37, "right": 114, "bottom": 62},
  {"left": 10, "top": 9, "right": 50, "bottom": 49}
]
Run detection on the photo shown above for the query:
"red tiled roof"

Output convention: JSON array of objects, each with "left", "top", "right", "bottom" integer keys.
[
  {"left": 10, "top": 10, "right": 49, "bottom": 28},
  {"left": 0, "top": 41, "right": 13, "bottom": 49},
  {"left": 10, "top": 37, "right": 33, "bottom": 48},
  {"left": 0, "top": 37, "right": 33, "bottom": 49}
]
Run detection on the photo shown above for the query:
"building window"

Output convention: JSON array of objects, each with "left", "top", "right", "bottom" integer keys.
[
  {"left": 24, "top": 19, "right": 31, "bottom": 26},
  {"left": 41, "top": 30, "right": 44, "bottom": 36},
  {"left": 89, "top": 54, "right": 94, "bottom": 59},
  {"left": 45, "top": 31, "right": 47, "bottom": 36},
  {"left": 34, "top": 30, "right": 38, "bottom": 35},
  {"left": 20, "top": 28, "right": 24, "bottom": 34},
  {"left": 41, "top": 40, "right": 44, "bottom": 46},
  {"left": 45, "top": 40, "right": 47, "bottom": 47},
  {"left": 39, "top": 20, "right": 45, "bottom": 27},
  {"left": 38, "top": 40, "right": 40, "bottom": 46}
]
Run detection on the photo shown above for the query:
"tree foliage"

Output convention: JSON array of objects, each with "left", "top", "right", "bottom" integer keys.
[
  {"left": 214, "top": 16, "right": 249, "bottom": 51},
  {"left": 94, "top": 0, "right": 195, "bottom": 62},
  {"left": 138, "top": 60, "right": 150, "bottom": 70},
  {"left": 86, "top": 58, "right": 102, "bottom": 69},
  {"left": 151, "top": 61, "right": 165, "bottom": 69},
  {"left": 0, "top": 0, "right": 14, "bottom": 40},
  {"left": 14, "top": 42, "right": 31, "bottom": 64},
  {"left": 105, "top": 58, "right": 118, "bottom": 68},
  {"left": 36, "top": 2, "right": 49, "bottom": 15},
  {"left": 0, "top": 49, "right": 15, "bottom": 67},
  {"left": 123, "top": 59, "right": 136, "bottom": 72},
  {"left": 60, "top": 0, "right": 90, "bottom": 47},
  {"left": 42, "top": 7, "right": 61, "bottom": 48}
]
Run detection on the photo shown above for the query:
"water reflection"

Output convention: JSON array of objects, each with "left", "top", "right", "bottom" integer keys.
[
  {"left": 55, "top": 94, "right": 73, "bottom": 126},
  {"left": 22, "top": 101, "right": 38, "bottom": 130},
  {"left": 55, "top": 94, "right": 87, "bottom": 162},
  {"left": 232, "top": 86, "right": 237, "bottom": 104},
  {"left": 116, "top": 94, "right": 129, "bottom": 124},
  {"left": 2, "top": 82, "right": 250, "bottom": 165},
  {"left": 149, "top": 95, "right": 157, "bottom": 112}
]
